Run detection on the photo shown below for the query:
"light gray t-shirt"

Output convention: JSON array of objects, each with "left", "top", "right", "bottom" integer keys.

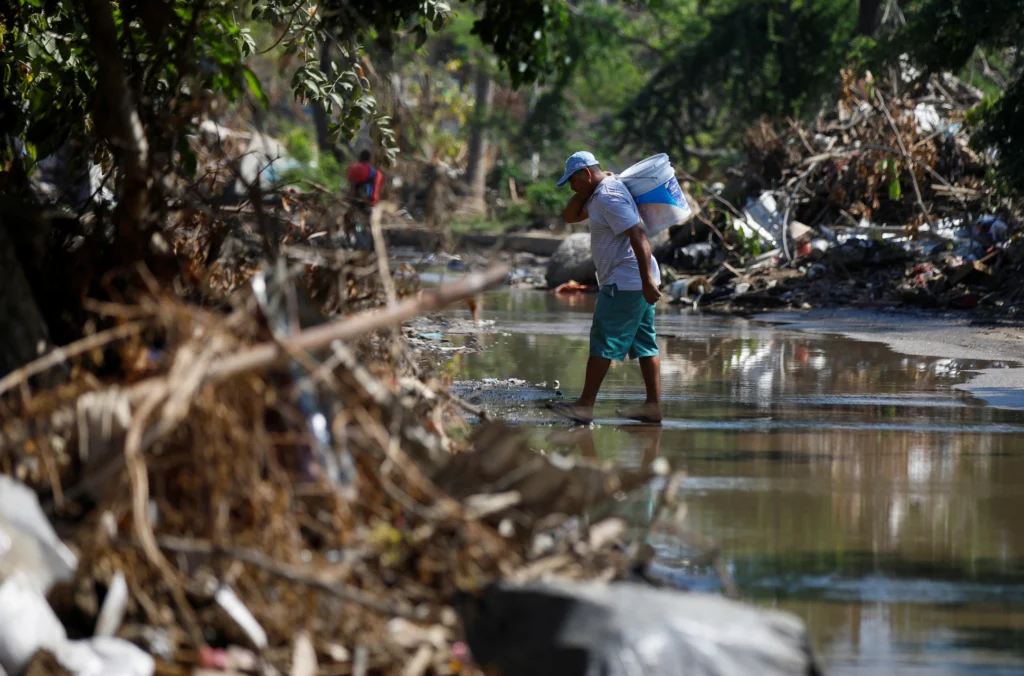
[{"left": 586, "top": 176, "right": 661, "bottom": 291}]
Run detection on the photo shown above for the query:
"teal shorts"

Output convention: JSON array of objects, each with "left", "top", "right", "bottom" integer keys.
[{"left": 590, "top": 284, "right": 659, "bottom": 361}]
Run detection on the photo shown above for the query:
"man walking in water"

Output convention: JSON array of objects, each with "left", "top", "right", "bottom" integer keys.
[{"left": 548, "top": 151, "right": 662, "bottom": 424}]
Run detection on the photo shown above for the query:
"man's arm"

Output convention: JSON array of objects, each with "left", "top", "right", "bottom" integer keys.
[
  {"left": 562, "top": 192, "right": 589, "bottom": 223},
  {"left": 626, "top": 224, "right": 661, "bottom": 304}
]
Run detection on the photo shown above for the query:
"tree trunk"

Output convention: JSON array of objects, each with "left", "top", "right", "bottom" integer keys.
[
  {"left": 0, "top": 221, "right": 51, "bottom": 376},
  {"left": 464, "top": 68, "right": 493, "bottom": 214},
  {"left": 81, "top": 0, "right": 151, "bottom": 235},
  {"left": 856, "top": 0, "right": 883, "bottom": 35}
]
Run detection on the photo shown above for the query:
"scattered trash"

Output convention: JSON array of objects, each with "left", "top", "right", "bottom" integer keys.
[
  {"left": 668, "top": 277, "right": 713, "bottom": 307},
  {"left": 796, "top": 239, "right": 829, "bottom": 261},
  {"left": 0, "top": 475, "right": 79, "bottom": 594},
  {"left": 647, "top": 70, "right": 1022, "bottom": 314},
  {"left": 670, "top": 242, "right": 718, "bottom": 270},
  {"left": 458, "top": 581, "right": 823, "bottom": 676},
  {"left": 290, "top": 632, "right": 318, "bottom": 676},
  {"left": 975, "top": 215, "right": 1009, "bottom": 243},
  {"left": 0, "top": 573, "right": 67, "bottom": 674},
  {"left": 789, "top": 221, "right": 814, "bottom": 243},
  {"left": 94, "top": 572, "right": 128, "bottom": 638},
  {"left": 913, "top": 102, "right": 941, "bottom": 134},
  {"left": 446, "top": 257, "right": 470, "bottom": 272},
  {"left": 738, "top": 193, "right": 785, "bottom": 247},
  {"left": 57, "top": 637, "right": 155, "bottom": 676},
  {"left": 214, "top": 586, "right": 268, "bottom": 650}
]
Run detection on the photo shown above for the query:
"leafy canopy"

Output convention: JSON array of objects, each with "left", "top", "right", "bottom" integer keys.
[
  {"left": 885, "top": 0, "right": 1024, "bottom": 192},
  {"left": 0, "top": 0, "right": 571, "bottom": 179}
]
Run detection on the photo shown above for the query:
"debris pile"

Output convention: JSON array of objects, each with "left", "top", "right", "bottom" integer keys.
[
  {"left": 2, "top": 106, "right": 830, "bottom": 676},
  {"left": 166, "top": 125, "right": 424, "bottom": 315},
  {"left": 658, "top": 70, "right": 1023, "bottom": 314},
  {"left": 0, "top": 263, "right": 719, "bottom": 675}
]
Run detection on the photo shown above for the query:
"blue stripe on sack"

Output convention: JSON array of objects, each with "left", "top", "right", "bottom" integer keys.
[
  {"left": 633, "top": 183, "right": 678, "bottom": 206},
  {"left": 633, "top": 180, "right": 687, "bottom": 207}
]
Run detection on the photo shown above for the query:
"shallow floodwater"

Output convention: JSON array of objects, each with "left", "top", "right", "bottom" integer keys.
[{"left": 438, "top": 289, "right": 1024, "bottom": 675}]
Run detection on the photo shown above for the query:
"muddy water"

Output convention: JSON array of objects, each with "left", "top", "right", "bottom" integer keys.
[{"left": 441, "top": 289, "right": 1024, "bottom": 675}]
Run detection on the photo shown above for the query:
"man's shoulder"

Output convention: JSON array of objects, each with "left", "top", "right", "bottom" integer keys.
[
  {"left": 593, "top": 176, "right": 632, "bottom": 203},
  {"left": 591, "top": 176, "right": 636, "bottom": 213}
]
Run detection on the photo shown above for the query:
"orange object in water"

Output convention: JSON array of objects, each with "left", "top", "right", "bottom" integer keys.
[
  {"left": 554, "top": 281, "right": 596, "bottom": 294},
  {"left": 467, "top": 298, "right": 480, "bottom": 323}
]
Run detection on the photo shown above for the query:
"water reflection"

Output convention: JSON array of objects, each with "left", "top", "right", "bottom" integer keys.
[{"left": 446, "top": 289, "right": 1024, "bottom": 674}]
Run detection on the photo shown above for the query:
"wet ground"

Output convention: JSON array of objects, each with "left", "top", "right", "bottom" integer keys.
[{"left": 436, "top": 289, "right": 1024, "bottom": 675}]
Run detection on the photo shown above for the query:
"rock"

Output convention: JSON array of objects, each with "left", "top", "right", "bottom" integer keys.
[
  {"left": 546, "top": 234, "right": 596, "bottom": 288},
  {"left": 458, "top": 581, "right": 823, "bottom": 676}
]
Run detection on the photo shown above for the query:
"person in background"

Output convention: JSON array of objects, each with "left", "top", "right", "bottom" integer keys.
[
  {"left": 344, "top": 150, "right": 482, "bottom": 321},
  {"left": 547, "top": 151, "right": 663, "bottom": 424},
  {"left": 344, "top": 150, "right": 383, "bottom": 240}
]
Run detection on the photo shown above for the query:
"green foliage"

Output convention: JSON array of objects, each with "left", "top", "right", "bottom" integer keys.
[
  {"left": 279, "top": 151, "right": 346, "bottom": 189},
  {"left": 730, "top": 214, "right": 763, "bottom": 257},
  {"left": 1, "top": 0, "right": 281, "bottom": 170},
  {"left": 971, "top": 77, "right": 1024, "bottom": 194},
  {"left": 284, "top": 127, "right": 316, "bottom": 164},
  {"left": 510, "top": 1, "right": 672, "bottom": 178},
  {"left": 397, "top": 57, "right": 475, "bottom": 163},
  {"left": 523, "top": 180, "right": 565, "bottom": 217},
  {"left": 888, "top": 0, "right": 1024, "bottom": 74},
  {"left": 879, "top": 157, "right": 902, "bottom": 201},
  {"left": 1, "top": 2, "right": 96, "bottom": 163},
  {"left": 1, "top": 0, "right": 569, "bottom": 192},
  {"left": 465, "top": 0, "right": 570, "bottom": 87},
  {"left": 883, "top": 0, "right": 1024, "bottom": 193},
  {"left": 617, "top": 0, "right": 857, "bottom": 161}
]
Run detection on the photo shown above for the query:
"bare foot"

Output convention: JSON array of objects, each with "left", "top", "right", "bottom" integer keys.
[{"left": 616, "top": 403, "right": 663, "bottom": 423}]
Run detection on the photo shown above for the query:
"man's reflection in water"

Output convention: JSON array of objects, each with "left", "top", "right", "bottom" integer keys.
[{"left": 545, "top": 424, "right": 662, "bottom": 468}]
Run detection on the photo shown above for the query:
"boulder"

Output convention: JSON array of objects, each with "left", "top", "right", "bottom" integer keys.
[{"left": 545, "top": 233, "right": 596, "bottom": 288}]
